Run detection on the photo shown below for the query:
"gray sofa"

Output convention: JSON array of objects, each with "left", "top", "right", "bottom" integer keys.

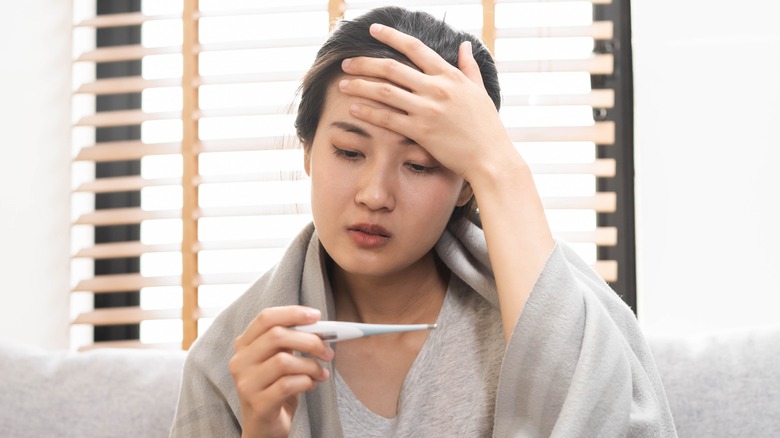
[{"left": 1, "top": 324, "right": 779, "bottom": 437}]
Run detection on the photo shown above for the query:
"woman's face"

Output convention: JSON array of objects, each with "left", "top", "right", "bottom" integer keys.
[{"left": 304, "top": 77, "right": 472, "bottom": 279}]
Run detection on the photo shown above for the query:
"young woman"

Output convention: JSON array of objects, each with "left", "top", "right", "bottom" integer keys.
[{"left": 171, "top": 7, "right": 676, "bottom": 437}]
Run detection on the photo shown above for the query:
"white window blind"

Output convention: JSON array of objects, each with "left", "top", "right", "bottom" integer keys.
[{"left": 71, "top": 0, "right": 617, "bottom": 351}]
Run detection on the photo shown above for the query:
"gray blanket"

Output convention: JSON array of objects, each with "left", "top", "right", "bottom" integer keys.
[{"left": 171, "top": 219, "right": 677, "bottom": 437}]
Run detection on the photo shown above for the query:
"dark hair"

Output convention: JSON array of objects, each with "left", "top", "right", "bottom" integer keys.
[{"left": 295, "top": 6, "right": 501, "bottom": 222}]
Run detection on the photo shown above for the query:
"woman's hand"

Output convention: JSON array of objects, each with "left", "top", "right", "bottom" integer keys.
[
  {"left": 229, "top": 306, "right": 334, "bottom": 438},
  {"left": 338, "top": 23, "right": 521, "bottom": 183}
]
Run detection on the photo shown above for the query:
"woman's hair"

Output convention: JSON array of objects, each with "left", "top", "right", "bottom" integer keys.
[{"left": 295, "top": 6, "right": 501, "bottom": 222}]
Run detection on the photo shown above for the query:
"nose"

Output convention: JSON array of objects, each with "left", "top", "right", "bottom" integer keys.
[{"left": 355, "top": 162, "right": 396, "bottom": 211}]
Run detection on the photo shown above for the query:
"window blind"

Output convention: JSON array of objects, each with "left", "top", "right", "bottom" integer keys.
[{"left": 71, "top": 0, "right": 621, "bottom": 351}]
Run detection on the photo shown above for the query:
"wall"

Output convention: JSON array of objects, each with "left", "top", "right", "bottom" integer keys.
[
  {"left": 632, "top": 0, "right": 780, "bottom": 334},
  {"left": 0, "top": 0, "right": 72, "bottom": 349}
]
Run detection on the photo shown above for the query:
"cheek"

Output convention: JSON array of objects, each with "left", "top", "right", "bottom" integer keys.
[{"left": 404, "top": 179, "right": 462, "bottom": 220}]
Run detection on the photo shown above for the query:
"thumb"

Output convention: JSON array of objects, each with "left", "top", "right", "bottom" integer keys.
[{"left": 458, "top": 40, "right": 484, "bottom": 87}]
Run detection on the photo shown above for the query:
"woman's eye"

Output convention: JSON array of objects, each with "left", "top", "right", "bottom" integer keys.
[
  {"left": 407, "top": 163, "right": 437, "bottom": 174},
  {"left": 333, "top": 146, "right": 361, "bottom": 160}
]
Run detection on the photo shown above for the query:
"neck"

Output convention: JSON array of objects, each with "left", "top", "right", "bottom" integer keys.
[{"left": 331, "top": 252, "right": 448, "bottom": 325}]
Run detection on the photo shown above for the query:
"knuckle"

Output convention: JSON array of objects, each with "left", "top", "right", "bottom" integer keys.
[
  {"left": 228, "top": 356, "right": 240, "bottom": 376},
  {"left": 434, "top": 84, "right": 451, "bottom": 100},
  {"left": 445, "top": 68, "right": 463, "bottom": 83},
  {"left": 277, "top": 376, "right": 303, "bottom": 396},
  {"left": 383, "top": 59, "right": 400, "bottom": 75},
  {"left": 256, "top": 308, "right": 272, "bottom": 325},
  {"left": 381, "top": 111, "right": 394, "bottom": 126},
  {"left": 266, "top": 325, "right": 287, "bottom": 343},
  {"left": 406, "top": 38, "right": 424, "bottom": 53},
  {"left": 379, "top": 83, "right": 393, "bottom": 97},
  {"left": 274, "top": 351, "right": 296, "bottom": 371},
  {"left": 235, "top": 378, "right": 250, "bottom": 396}
]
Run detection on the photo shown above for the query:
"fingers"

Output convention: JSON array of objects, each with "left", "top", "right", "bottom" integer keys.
[
  {"left": 236, "top": 305, "right": 321, "bottom": 349},
  {"left": 230, "top": 305, "right": 335, "bottom": 433},
  {"left": 337, "top": 76, "right": 422, "bottom": 117},
  {"left": 346, "top": 98, "right": 416, "bottom": 140},
  {"left": 458, "top": 40, "right": 484, "bottom": 87},
  {"left": 232, "top": 351, "right": 329, "bottom": 402},
  {"left": 341, "top": 57, "right": 423, "bottom": 93},
  {"left": 368, "top": 23, "right": 450, "bottom": 74}
]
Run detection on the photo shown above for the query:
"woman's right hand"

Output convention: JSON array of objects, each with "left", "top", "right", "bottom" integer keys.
[{"left": 229, "top": 305, "right": 334, "bottom": 438}]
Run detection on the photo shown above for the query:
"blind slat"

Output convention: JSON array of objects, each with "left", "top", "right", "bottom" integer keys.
[
  {"left": 72, "top": 307, "right": 182, "bottom": 325},
  {"left": 74, "top": 141, "right": 180, "bottom": 162},
  {"left": 196, "top": 137, "right": 291, "bottom": 153},
  {"left": 197, "top": 204, "right": 313, "bottom": 218},
  {"left": 496, "top": 22, "right": 613, "bottom": 40},
  {"left": 75, "top": 44, "right": 181, "bottom": 63},
  {"left": 498, "top": 54, "right": 614, "bottom": 75},
  {"left": 542, "top": 193, "right": 616, "bottom": 212},
  {"left": 531, "top": 159, "right": 615, "bottom": 176},
  {"left": 75, "top": 76, "right": 180, "bottom": 95},
  {"left": 74, "top": 12, "right": 180, "bottom": 28},
  {"left": 72, "top": 273, "right": 183, "bottom": 293},
  {"left": 596, "top": 260, "right": 618, "bottom": 283},
  {"left": 197, "top": 105, "right": 294, "bottom": 118},
  {"left": 557, "top": 227, "right": 617, "bottom": 246},
  {"left": 75, "top": 175, "right": 181, "bottom": 193},
  {"left": 196, "top": 71, "right": 306, "bottom": 86},
  {"left": 197, "top": 36, "right": 326, "bottom": 53},
  {"left": 195, "top": 4, "right": 328, "bottom": 17},
  {"left": 508, "top": 121, "right": 615, "bottom": 144},
  {"left": 196, "top": 237, "right": 300, "bottom": 251},
  {"left": 73, "top": 207, "right": 181, "bottom": 226},
  {"left": 74, "top": 109, "right": 180, "bottom": 128},
  {"left": 503, "top": 89, "right": 614, "bottom": 108},
  {"left": 73, "top": 241, "right": 182, "bottom": 259},
  {"left": 197, "top": 170, "right": 308, "bottom": 185}
]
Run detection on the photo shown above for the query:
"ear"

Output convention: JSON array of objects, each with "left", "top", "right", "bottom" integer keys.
[
  {"left": 303, "top": 146, "right": 312, "bottom": 177},
  {"left": 456, "top": 181, "right": 473, "bottom": 207}
]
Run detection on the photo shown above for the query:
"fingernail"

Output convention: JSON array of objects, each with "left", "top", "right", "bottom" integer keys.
[
  {"left": 305, "top": 308, "right": 321, "bottom": 319},
  {"left": 339, "top": 79, "right": 349, "bottom": 90},
  {"left": 464, "top": 40, "right": 472, "bottom": 51},
  {"left": 349, "top": 103, "right": 360, "bottom": 114},
  {"left": 342, "top": 58, "right": 352, "bottom": 69},
  {"left": 370, "top": 23, "right": 383, "bottom": 34},
  {"left": 320, "top": 368, "right": 330, "bottom": 382}
]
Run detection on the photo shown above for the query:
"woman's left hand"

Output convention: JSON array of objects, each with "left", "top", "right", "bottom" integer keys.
[{"left": 338, "top": 23, "right": 519, "bottom": 182}]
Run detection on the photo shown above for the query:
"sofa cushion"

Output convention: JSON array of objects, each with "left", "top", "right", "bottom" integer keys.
[
  {"left": 648, "top": 324, "right": 780, "bottom": 437},
  {"left": 0, "top": 341, "right": 187, "bottom": 438}
]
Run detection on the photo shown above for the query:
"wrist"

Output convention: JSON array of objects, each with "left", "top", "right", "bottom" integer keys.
[{"left": 466, "top": 143, "right": 532, "bottom": 198}]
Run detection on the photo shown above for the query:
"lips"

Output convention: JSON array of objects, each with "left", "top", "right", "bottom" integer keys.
[
  {"left": 348, "top": 223, "right": 391, "bottom": 237},
  {"left": 347, "top": 223, "right": 391, "bottom": 249}
]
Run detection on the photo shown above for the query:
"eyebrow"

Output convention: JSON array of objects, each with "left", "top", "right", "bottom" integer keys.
[{"left": 329, "top": 121, "right": 417, "bottom": 145}]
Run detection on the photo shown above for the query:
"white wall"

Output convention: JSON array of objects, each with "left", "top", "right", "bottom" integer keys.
[
  {"left": 0, "top": 0, "right": 73, "bottom": 349},
  {"left": 632, "top": 0, "right": 780, "bottom": 334}
]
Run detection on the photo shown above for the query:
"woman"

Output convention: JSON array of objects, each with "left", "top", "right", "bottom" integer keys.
[{"left": 171, "top": 6, "right": 676, "bottom": 437}]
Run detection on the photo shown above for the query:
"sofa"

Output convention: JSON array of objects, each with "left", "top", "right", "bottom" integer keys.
[{"left": 1, "top": 324, "right": 779, "bottom": 437}]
